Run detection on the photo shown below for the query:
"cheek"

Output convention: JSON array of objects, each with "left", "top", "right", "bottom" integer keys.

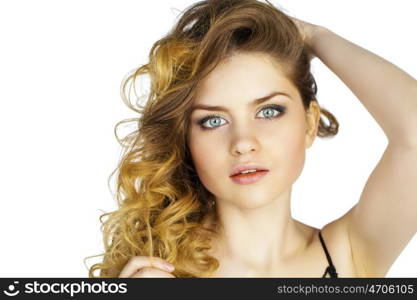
[
  {"left": 271, "top": 124, "right": 307, "bottom": 183},
  {"left": 281, "top": 133, "right": 306, "bottom": 178},
  {"left": 188, "top": 128, "right": 226, "bottom": 191},
  {"left": 261, "top": 116, "right": 306, "bottom": 150},
  {"left": 256, "top": 117, "right": 306, "bottom": 182}
]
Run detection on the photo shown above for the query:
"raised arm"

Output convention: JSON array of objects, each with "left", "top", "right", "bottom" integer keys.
[
  {"left": 293, "top": 17, "right": 417, "bottom": 277},
  {"left": 310, "top": 27, "right": 417, "bottom": 146}
]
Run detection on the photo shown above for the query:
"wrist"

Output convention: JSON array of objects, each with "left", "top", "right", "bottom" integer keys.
[{"left": 308, "top": 26, "right": 329, "bottom": 52}]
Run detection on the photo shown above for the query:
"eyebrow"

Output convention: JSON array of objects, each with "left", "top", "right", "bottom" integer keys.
[{"left": 190, "top": 91, "right": 292, "bottom": 113}]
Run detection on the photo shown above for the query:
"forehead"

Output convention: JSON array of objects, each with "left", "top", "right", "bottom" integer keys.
[{"left": 194, "top": 52, "right": 295, "bottom": 103}]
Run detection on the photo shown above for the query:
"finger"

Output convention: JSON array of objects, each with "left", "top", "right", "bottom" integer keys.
[
  {"left": 132, "top": 267, "right": 176, "bottom": 278},
  {"left": 118, "top": 256, "right": 175, "bottom": 278}
]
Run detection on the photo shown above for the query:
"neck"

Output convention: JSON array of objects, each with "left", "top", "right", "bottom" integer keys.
[{"left": 209, "top": 188, "right": 311, "bottom": 275}]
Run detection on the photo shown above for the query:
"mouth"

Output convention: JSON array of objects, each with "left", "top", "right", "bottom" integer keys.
[{"left": 229, "top": 170, "right": 269, "bottom": 184}]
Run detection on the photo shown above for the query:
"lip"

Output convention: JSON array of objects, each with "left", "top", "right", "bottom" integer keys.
[
  {"left": 229, "top": 163, "right": 269, "bottom": 177},
  {"left": 230, "top": 170, "right": 269, "bottom": 185}
]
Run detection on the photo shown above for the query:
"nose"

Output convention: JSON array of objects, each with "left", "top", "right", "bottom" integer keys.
[{"left": 230, "top": 131, "right": 260, "bottom": 156}]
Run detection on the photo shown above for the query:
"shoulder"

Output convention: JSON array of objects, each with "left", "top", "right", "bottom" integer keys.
[
  {"left": 299, "top": 210, "right": 386, "bottom": 277},
  {"left": 320, "top": 212, "right": 370, "bottom": 277}
]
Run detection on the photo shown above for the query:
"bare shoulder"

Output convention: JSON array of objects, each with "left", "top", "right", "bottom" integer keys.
[{"left": 319, "top": 209, "right": 368, "bottom": 277}]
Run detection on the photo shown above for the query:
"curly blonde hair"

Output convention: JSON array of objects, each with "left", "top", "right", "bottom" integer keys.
[{"left": 84, "top": 0, "right": 339, "bottom": 278}]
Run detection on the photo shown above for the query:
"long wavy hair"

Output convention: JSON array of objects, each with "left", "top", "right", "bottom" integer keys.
[{"left": 85, "top": 0, "right": 339, "bottom": 278}]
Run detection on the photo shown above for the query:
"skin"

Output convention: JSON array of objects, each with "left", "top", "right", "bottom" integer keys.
[
  {"left": 186, "top": 51, "right": 321, "bottom": 276},
  {"left": 117, "top": 15, "right": 417, "bottom": 279},
  {"left": 116, "top": 15, "right": 417, "bottom": 278}
]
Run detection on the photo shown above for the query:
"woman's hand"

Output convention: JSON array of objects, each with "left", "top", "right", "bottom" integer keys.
[
  {"left": 288, "top": 15, "right": 325, "bottom": 61},
  {"left": 118, "top": 256, "right": 176, "bottom": 278}
]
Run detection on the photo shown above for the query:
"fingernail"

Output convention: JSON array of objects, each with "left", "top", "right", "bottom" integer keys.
[{"left": 164, "top": 262, "right": 175, "bottom": 271}]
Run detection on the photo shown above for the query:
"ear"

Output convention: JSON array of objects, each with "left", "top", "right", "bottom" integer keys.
[{"left": 304, "top": 100, "right": 321, "bottom": 149}]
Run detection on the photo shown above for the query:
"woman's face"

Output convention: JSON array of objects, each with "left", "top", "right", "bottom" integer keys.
[{"left": 187, "top": 52, "right": 318, "bottom": 209}]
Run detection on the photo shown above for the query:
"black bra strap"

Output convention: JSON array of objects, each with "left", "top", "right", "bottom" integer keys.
[{"left": 319, "top": 231, "right": 338, "bottom": 278}]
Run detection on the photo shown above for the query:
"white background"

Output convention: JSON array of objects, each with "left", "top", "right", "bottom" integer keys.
[{"left": 0, "top": 0, "right": 416, "bottom": 277}]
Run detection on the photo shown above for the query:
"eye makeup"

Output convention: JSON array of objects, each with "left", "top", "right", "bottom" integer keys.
[{"left": 195, "top": 104, "right": 286, "bottom": 131}]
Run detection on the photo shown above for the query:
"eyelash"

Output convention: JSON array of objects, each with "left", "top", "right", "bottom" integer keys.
[{"left": 196, "top": 104, "right": 286, "bottom": 131}]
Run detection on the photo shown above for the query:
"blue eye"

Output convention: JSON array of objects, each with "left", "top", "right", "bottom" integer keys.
[{"left": 196, "top": 104, "right": 286, "bottom": 131}]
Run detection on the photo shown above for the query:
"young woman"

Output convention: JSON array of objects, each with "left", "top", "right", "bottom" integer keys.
[{"left": 86, "top": 0, "right": 417, "bottom": 278}]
